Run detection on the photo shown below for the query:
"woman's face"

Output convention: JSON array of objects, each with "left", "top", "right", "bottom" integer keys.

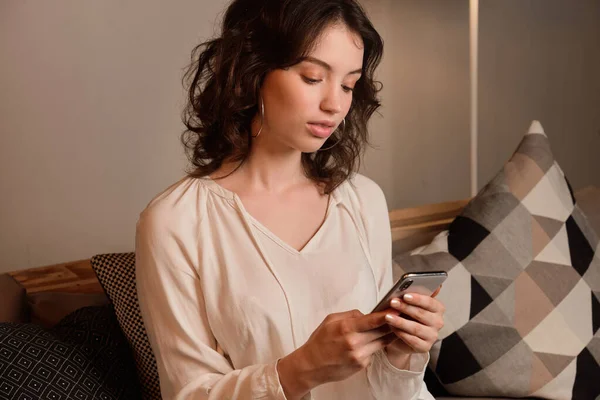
[{"left": 258, "top": 23, "right": 364, "bottom": 153}]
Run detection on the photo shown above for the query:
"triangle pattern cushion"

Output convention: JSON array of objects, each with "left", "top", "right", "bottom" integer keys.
[{"left": 395, "top": 121, "right": 600, "bottom": 399}]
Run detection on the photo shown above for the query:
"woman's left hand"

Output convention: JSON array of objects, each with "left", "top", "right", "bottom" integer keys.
[{"left": 383, "top": 288, "right": 445, "bottom": 355}]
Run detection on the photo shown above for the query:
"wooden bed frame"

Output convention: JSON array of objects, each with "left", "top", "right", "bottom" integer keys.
[{"left": 7, "top": 198, "right": 470, "bottom": 295}]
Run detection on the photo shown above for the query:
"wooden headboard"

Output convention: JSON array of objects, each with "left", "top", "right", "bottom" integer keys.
[
  {"left": 8, "top": 198, "right": 469, "bottom": 294},
  {"left": 8, "top": 259, "right": 100, "bottom": 294},
  {"left": 390, "top": 198, "right": 468, "bottom": 257}
]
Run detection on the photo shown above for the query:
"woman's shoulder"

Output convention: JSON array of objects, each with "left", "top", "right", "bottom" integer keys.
[
  {"left": 137, "top": 175, "right": 214, "bottom": 230},
  {"left": 341, "top": 173, "right": 387, "bottom": 209},
  {"left": 338, "top": 173, "right": 390, "bottom": 247}
]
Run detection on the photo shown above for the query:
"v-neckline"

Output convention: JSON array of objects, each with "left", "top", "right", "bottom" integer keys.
[
  {"left": 243, "top": 194, "right": 334, "bottom": 255},
  {"left": 202, "top": 176, "right": 339, "bottom": 255}
]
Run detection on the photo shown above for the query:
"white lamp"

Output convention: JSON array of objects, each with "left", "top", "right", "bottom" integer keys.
[{"left": 470, "top": 0, "right": 479, "bottom": 197}]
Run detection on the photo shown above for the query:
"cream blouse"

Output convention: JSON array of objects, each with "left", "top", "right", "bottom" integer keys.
[{"left": 135, "top": 174, "right": 434, "bottom": 400}]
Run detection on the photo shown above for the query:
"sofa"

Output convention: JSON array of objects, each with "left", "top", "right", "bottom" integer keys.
[
  {"left": 1, "top": 124, "right": 599, "bottom": 399},
  {"left": 1, "top": 185, "right": 597, "bottom": 400}
]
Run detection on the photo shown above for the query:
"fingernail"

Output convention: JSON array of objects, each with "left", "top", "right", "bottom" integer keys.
[
  {"left": 385, "top": 314, "right": 396, "bottom": 323},
  {"left": 403, "top": 294, "right": 414, "bottom": 301},
  {"left": 391, "top": 299, "right": 401, "bottom": 307}
]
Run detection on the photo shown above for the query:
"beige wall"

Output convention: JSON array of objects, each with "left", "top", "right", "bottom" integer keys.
[
  {"left": 364, "top": 0, "right": 600, "bottom": 209},
  {"left": 1, "top": 0, "right": 598, "bottom": 272},
  {"left": 362, "top": 0, "right": 471, "bottom": 210},
  {"left": 478, "top": 0, "right": 600, "bottom": 190},
  {"left": 0, "top": 0, "right": 230, "bottom": 272}
]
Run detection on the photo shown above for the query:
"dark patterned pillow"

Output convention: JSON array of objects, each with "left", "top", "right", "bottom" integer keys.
[
  {"left": 91, "top": 253, "right": 160, "bottom": 400},
  {"left": 0, "top": 305, "right": 141, "bottom": 400},
  {"left": 395, "top": 121, "right": 600, "bottom": 399}
]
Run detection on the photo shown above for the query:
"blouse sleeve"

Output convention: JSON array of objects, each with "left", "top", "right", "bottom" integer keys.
[
  {"left": 352, "top": 175, "right": 434, "bottom": 400},
  {"left": 135, "top": 207, "right": 289, "bottom": 400}
]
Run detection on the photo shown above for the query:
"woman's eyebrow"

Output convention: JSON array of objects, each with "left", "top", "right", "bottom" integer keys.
[{"left": 301, "top": 56, "right": 362, "bottom": 75}]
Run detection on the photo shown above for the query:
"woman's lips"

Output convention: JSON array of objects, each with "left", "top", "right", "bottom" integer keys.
[{"left": 307, "top": 123, "right": 334, "bottom": 138}]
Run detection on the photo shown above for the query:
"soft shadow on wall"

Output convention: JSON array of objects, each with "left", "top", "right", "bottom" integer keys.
[{"left": 361, "top": 0, "right": 600, "bottom": 210}]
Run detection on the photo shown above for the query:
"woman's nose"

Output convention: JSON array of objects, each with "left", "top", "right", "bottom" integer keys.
[{"left": 320, "top": 86, "right": 343, "bottom": 114}]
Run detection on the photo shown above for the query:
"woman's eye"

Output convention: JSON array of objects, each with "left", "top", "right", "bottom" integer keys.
[
  {"left": 342, "top": 85, "right": 354, "bottom": 93},
  {"left": 302, "top": 76, "right": 321, "bottom": 84}
]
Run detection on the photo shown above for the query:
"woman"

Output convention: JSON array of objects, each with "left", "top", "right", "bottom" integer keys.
[{"left": 135, "top": 0, "right": 445, "bottom": 399}]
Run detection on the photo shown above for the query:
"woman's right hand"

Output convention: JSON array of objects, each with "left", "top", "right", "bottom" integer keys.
[{"left": 277, "top": 309, "right": 398, "bottom": 399}]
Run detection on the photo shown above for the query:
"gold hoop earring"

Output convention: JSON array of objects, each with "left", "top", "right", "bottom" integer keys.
[
  {"left": 318, "top": 118, "right": 344, "bottom": 151},
  {"left": 252, "top": 99, "right": 264, "bottom": 138}
]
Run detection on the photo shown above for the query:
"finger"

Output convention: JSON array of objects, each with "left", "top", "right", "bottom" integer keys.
[
  {"left": 400, "top": 293, "right": 445, "bottom": 313},
  {"left": 432, "top": 285, "right": 442, "bottom": 298},
  {"left": 384, "top": 314, "right": 438, "bottom": 343},
  {"left": 392, "top": 329, "right": 431, "bottom": 353},
  {"left": 352, "top": 310, "right": 395, "bottom": 333},
  {"left": 389, "top": 300, "right": 439, "bottom": 327},
  {"left": 359, "top": 332, "right": 397, "bottom": 359},
  {"left": 404, "top": 305, "right": 444, "bottom": 330},
  {"left": 356, "top": 323, "right": 394, "bottom": 345},
  {"left": 325, "top": 309, "right": 364, "bottom": 323}
]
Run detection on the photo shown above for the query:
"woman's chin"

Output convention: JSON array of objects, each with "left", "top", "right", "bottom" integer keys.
[
  {"left": 276, "top": 136, "right": 329, "bottom": 154},
  {"left": 299, "top": 142, "right": 327, "bottom": 154},
  {"left": 300, "top": 136, "right": 332, "bottom": 153}
]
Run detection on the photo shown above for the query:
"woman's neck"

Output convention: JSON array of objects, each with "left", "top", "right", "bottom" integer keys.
[
  {"left": 214, "top": 135, "right": 311, "bottom": 196},
  {"left": 238, "top": 140, "right": 308, "bottom": 194}
]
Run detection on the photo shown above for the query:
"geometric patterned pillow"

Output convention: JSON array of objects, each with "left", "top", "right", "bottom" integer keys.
[
  {"left": 91, "top": 253, "right": 161, "bottom": 400},
  {"left": 395, "top": 121, "right": 600, "bottom": 399},
  {"left": 0, "top": 305, "right": 141, "bottom": 400}
]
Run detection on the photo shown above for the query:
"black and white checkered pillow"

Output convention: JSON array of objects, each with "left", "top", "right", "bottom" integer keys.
[{"left": 91, "top": 253, "right": 161, "bottom": 400}]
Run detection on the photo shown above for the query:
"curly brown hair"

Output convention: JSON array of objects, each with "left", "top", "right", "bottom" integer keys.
[{"left": 181, "top": 0, "right": 384, "bottom": 194}]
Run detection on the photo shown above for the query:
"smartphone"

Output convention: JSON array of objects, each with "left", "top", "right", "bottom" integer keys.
[{"left": 371, "top": 271, "right": 447, "bottom": 313}]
